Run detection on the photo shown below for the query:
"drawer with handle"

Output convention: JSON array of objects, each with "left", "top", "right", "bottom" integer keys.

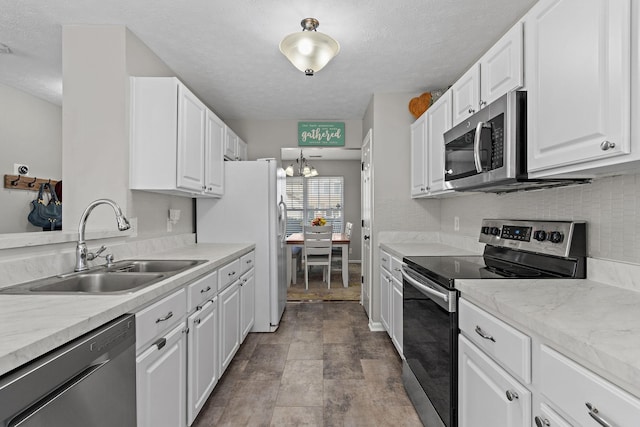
[
  {"left": 459, "top": 298, "right": 531, "bottom": 383},
  {"left": 219, "top": 259, "right": 241, "bottom": 291},
  {"left": 187, "top": 270, "right": 217, "bottom": 312},
  {"left": 240, "top": 251, "right": 255, "bottom": 274},
  {"left": 379, "top": 250, "right": 391, "bottom": 272},
  {"left": 135, "top": 287, "right": 186, "bottom": 352},
  {"left": 540, "top": 345, "right": 640, "bottom": 427}
]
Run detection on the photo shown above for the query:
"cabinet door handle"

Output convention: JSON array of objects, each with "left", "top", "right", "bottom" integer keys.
[
  {"left": 194, "top": 318, "right": 201, "bottom": 325},
  {"left": 534, "top": 416, "right": 550, "bottom": 427},
  {"left": 228, "top": 271, "right": 236, "bottom": 276},
  {"left": 468, "top": 108, "right": 476, "bottom": 114},
  {"left": 200, "top": 286, "right": 211, "bottom": 293},
  {"left": 505, "top": 390, "right": 519, "bottom": 401},
  {"left": 154, "top": 337, "right": 167, "bottom": 350},
  {"left": 479, "top": 100, "right": 487, "bottom": 107},
  {"left": 600, "top": 140, "right": 615, "bottom": 151},
  {"left": 155, "top": 311, "right": 173, "bottom": 323},
  {"left": 475, "top": 325, "right": 496, "bottom": 342},
  {"left": 246, "top": 259, "right": 252, "bottom": 264},
  {"left": 585, "top": 403, "right": 613, "bottom": 427}
]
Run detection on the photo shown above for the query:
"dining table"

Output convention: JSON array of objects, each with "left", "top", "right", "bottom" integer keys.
[{"left": 286, "top": 232, "right": 350, "bottom": 287}]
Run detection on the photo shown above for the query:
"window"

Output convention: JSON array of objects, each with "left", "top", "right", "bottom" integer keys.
[{"left": 285, "top": 176, "right": 344, "bottom": 235}]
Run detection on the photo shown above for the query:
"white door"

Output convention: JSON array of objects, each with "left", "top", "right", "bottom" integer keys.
[
  {"left": 136, "top": 323, "right": 187, "bottom": 427},
  {"left": 410, "top": 115, "right": 427, "bottom": 197},
  {"left": 526, "top": 0, "right": 631, "bottom": 173},
  {"left": 426, "top": 90, "right": 453, "bottom": 193},
  {"left": 479, "top": 22, "right": 524, "bottom": 107},
  {"left": 379, "top": 271, "right": 390, "bottom": 332},
  {"left": 458, "top": 335, "right": 531, "bottom": 427},
  {"left": 240, "top": 269, "right": 256, "bottom": 341},
  {"left": 391, "top": 277, "right": 403, "bottom": 355},
  {"left": 219, "top": 282, "right": 240, "bottom": 375},
  {"left": 451, "top": 63, "right": 481, "bottom": 126},
  {"left": 176, "top": 84, "right": 206, "bottom": 192},
  {"left": 361, "top": 129, "right": 373, "bottom": 316},
  {"left": 204, "top": 110, "right": 225, "bottom": 196},
  {"left": 187, "top": 299, "right": 218, "bottom": 425}
]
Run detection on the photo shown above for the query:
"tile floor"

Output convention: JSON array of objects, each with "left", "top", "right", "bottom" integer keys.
[{"left": 192, "top": 301, "right": 423, "bottom": 427}]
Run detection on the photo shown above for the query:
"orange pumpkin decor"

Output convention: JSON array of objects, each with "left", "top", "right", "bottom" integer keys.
[{"left": 408, "top": 92, "right": 432, "bottom": 119}]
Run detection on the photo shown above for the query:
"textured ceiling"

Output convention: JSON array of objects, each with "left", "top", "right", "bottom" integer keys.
[{"left": 0, "top": 0, "right": 537, "bottom": 121}]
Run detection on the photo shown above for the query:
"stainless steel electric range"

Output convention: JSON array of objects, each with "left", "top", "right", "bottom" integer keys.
[{"left": 401, "top": 219, "right": 586, "bottom": 427}]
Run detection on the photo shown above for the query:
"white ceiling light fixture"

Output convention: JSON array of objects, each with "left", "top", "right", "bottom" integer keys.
[
  {"left": 285, "top": 150, "right": 319, "bottom": 177},
  {"left": 279, "top": 18, "right": 340, "bottom": 76}
]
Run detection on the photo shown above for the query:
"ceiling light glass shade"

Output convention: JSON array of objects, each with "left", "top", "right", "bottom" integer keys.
[
  {"left": 279, "top": 18, "right": 340, "bottom": 75},
  {"left": 309, "top": 167, "right": 319, "bottom": 177},
  {"left": 285, "top": 164, "right": 294, "bottom": 176}
]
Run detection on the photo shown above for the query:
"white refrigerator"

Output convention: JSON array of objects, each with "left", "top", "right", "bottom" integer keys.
[{"left": 196, "top": 159, "right": 287, "bottom": 332}]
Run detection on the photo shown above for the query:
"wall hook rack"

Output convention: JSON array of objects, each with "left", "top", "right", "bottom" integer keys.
[{"left": 4, "top": 174, "right": 59, "bottom": 192}]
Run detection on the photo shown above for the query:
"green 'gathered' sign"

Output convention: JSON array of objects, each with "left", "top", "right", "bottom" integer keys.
[{"left": 298, "top": 122, "right": 345, "bottom": 146}]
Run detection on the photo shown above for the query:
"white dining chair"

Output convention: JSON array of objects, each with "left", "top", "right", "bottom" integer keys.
[{"left": 303, "top": 225, "right": 333, "bottom": 289}]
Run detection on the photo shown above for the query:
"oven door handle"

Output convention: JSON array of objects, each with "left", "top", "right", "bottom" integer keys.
[
  {"left": 401, "top": 266, "right": 449, "bottom": 303},
  {"left": 473, "top": 121, "right": 485, "bottom": 173}
]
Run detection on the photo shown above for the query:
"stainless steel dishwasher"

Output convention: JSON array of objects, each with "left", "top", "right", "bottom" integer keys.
[{"left": 0, "top": 314, "right": 136, "bottom": 427}]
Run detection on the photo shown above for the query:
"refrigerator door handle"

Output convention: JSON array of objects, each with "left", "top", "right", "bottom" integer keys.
[{"left": 278, "top": 198, "right": 287, "bottom": 242}]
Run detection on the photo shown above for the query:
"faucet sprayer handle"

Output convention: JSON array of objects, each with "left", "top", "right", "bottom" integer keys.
[{"left": 86, "top": 245, "right": 107, "bottom": 261}]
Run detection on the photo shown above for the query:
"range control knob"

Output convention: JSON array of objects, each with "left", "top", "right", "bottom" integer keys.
[
  {"left": 533, "top": 230, "right": 547, "bottom": 242},
  {"left": 549, "top": 231, "right": 563, "bottom": 243},
  {"left": 481, "top": 226, "right": 490, "bottom": 235},
  {"left": 490, "top": 227, "right": 501, "bottom": 236}
]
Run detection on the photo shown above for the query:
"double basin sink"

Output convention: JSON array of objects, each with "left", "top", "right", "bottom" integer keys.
[{"left": 0, "top": 259, "right": 207, "bottom": 295}]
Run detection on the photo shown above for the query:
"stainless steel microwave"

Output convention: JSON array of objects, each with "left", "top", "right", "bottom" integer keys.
[{"left": 443, "top": 91, "right": 587, "bottom": 192}]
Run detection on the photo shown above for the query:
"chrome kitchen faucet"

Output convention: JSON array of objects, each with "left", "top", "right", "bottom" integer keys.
[{"left": 74, "top": 199, "right": 130, "bottom": 272}]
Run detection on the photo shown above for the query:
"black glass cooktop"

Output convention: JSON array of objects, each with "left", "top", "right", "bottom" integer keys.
[{"left": 403, "top": 255, "right": 555, "bottom": 289}]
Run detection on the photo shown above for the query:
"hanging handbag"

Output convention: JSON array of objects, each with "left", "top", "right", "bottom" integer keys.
[{"left": 27, "top": 183, "right": 62, "bottom": 230}]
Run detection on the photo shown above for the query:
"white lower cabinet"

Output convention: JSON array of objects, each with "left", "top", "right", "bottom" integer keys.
[
  {"left": 539, "top": 345, "right": 640, "bottom": 427},
  {"left": 239, "top": 269, "right": 255, "bottom": 342},
  {"left": 219, "top": 281, "right": 241, "bottom": 375},
  {"left": 460, "top": 298, "right": 640, "bottom": 427},
  {"left": 134, "top": 254, "right": 252, "bottom": 427},
  {"left": 378, "top": 248, "right": 403, "bottom": 357},
  {"left": 136, "top": 322, "right": 188, "bottom": 427},
  {"left": 459, "top": 335, "right": 531, "bottom": 427},
  {"left": 390, "top": 276, "right": 403, "bottom": 354},
  {"left": 187, "top": 298, "right": 218, "bottom": 425},
  {"left": 379, "top": 270, "right": 391, "bottom": 332}
]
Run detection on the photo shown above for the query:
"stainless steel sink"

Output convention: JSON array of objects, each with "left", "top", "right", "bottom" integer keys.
[
  {"left": 106, "top": 259, "right": 205, "bottom": 273},
  {"left": 30, "top": 273, "right": 166, "bottom": 294},
  {"left": 0, "top": 259, "right": 207, "bottom": 295}
]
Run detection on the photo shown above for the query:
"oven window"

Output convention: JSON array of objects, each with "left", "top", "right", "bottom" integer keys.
[
  {"left": 444, "top": 127, "right": 490, "bottom": 181},
  {"left": 403, "top": 280, "right": 457, "bottom": 427}
]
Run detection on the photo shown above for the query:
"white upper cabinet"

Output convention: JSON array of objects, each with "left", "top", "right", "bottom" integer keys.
[
  {"left": 176, "top": 85, "right": 207, "bottom": 192},
  {"left": 410, "top": 113, "right": 427, "bottom": 197},
  {"left": 480, "top": 22, "right": 524, "bottom": 107},
  {"left": 204, "top": 110, "right": 225, "bottom": 196},
  {"left": 451, "top": 64, "right": 481, "bottom": 126},
  {"left": 426, "top": 91, "right": 453, "bottom": 194},
  {"left": 526, "top": 0, "right": 632, "bottom": 176},
  {"left": 224, "top": 127, "right": 247, "bottom": 161},
  {"left": 130, "top": 77, "right": 225, "bottom": 198},
  {"left": 411, "top": 90, "right": 453, "bottom": 198},
  {"left": 452, "top": 22, "right": 524, "bottom": 126}
]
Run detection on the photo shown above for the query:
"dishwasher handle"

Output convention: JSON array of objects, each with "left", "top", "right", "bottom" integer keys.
[{"left": 8, "top": 360, "right": 109, "bottom": 427}]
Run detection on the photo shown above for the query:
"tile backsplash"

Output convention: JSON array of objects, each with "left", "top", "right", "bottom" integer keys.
[{"left": 440, "top": 172, "right": 640, "bottom": 264}]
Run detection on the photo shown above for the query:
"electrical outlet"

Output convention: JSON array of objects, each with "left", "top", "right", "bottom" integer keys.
[
  {"left": 349, "top": 247, "right": 353, "bottom": 254},
  {"left": 454, "top": 216, "right": 460, "bottom": 231},
  {"left": 14, "top": 163, "right": 29, "bottom": 175}
]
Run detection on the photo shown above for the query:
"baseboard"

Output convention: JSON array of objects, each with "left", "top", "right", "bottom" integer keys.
[{"left": 368, "top": 321, "right": 385, "bottom": 332}]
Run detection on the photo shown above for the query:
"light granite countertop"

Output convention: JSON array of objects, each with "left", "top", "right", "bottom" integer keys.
[
  {"left": 0, "top": 243, "right": 253, "bottom": 377},
  {"left": 457, "top": 278, "right": 640, "bottom": 399}
]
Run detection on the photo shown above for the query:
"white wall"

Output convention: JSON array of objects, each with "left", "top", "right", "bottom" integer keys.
[
  {"left": 366, "top": 92, "right": 441, "bottom": 323},
  {"left": 441, "top": 173, "right": 640, "bottom": 264},
  {"left": 0, "top": 84, "right": 62, "bottom": 233},
  {"left": 62, "top": 26, "right": 192, "bottom": 237}
]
